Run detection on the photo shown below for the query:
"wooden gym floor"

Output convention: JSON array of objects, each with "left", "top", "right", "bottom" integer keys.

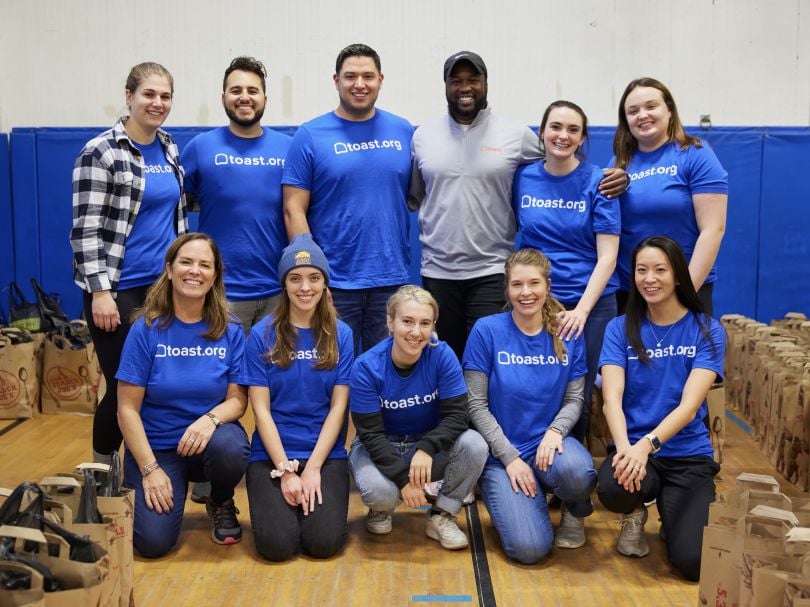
[{"left": 0, "top": 406, "right": 804, "bottom": 607}]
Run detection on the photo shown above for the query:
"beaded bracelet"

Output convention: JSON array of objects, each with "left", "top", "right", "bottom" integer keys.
[
  {"left": 270, "top": 459, "right": 300, "bottom": 478},
  {"left": 142, "top": 461, "right": 160, "bottom": 477}
]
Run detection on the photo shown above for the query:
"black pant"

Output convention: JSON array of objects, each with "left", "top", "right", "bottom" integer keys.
[
  {"left": 596, "top": 447, "right": 720, "bottom": 581},
  {"left": 246, "top": 458, "right": 349, "bottom": 562},
  {"left": 617, "top": 282, "right": 714, "bottom": 317},
  {"left": 422, "top": 274, "right": 505, "bottom": 361},
  {"left": 83, "top": 286, "right": 149, "bottom": 454}
]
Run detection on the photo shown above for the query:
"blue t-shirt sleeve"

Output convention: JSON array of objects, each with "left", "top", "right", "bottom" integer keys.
[
  {"left": 437, "top": 343, "right": 468, "bottom": 399},
  {"left": 591, "top": 167, "right": 621, "bottom": 235},
  {"left": 281, "top": 128, "right": 315, "bottom": 190},
  {"left": 693, "top": 318, "right": 726, "bottom": 379},
  {"left": 228, "top": 324, "right": 246, "bottom": 384},
  {"left": 349, "top": 358, "right": 382, "bottom": 415},
  {"left": 568, "top": 334, "right": 588, "bottom": 380},
  {"left": 240, "top": 322, "right": 270, "bottom": 386},
  {"left": 335, "top": 323, "right": 355, "bottom": 385},
  {"left": 116, "top": 318, "right": 153, "bottom": 386},
  {"left": 462, "top": 320, "right": 493, "bottom": 375},
  {"left": 598, "top": 318, "right": 628, "bottom": 370},
  {"left": 687, "top": 144, "right": 728, "bottom": 195},
  {"left": 180, "top": 138, "right": 199, "bottom": 195}
]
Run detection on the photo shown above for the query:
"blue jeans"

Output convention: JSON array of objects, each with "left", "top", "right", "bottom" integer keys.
[
  {"left": 561, "top": 293, "right": 617, "bottom": 442},
  {"left": 330, "top": 286, "right": 401, "bottom": 355},
  {"left": 479, "top": 437, "right": 596, "bottom": 564},
  {"left": 123, "top": 423, "right": 250, "bottom": 558},
  {"left": 349, "top": 430, "right": 488, "bottom": 515}
]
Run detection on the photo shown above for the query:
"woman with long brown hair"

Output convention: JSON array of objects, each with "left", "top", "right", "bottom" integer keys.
[
  {"left": 463, "top": 248, "right": 597, "bottom": 564},
  {"left": 612, "top": 77, "right": 727, "bottom": 315},
  {"left": 117, "top": 233, "right": 249, "bottom": 557},
  {"left": 242, "top": 234, "right": 354, "bottom": 561}
]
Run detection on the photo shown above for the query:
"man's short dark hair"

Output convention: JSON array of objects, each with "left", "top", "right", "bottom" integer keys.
[
  {"left": 223, "top": 56, "right": 267, "bottom": 92},
  {"left": 335, "top": 44, "right": 381, "bottom": 74}
]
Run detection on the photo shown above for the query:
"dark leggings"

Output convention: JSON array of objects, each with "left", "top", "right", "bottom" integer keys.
[
  {"left": 83, "top": 286, "right": 149, "bottom": 455},
  {"left": 597, "top": 448, "right": 720, "bottom": 581},
  {"left": 246, "top": 458, "right": 349, "bottom": 562}
]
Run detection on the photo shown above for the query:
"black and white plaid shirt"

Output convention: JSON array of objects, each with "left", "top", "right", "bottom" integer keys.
[{"left": 70, "top": 117, "right": 188, "bottom": 294}]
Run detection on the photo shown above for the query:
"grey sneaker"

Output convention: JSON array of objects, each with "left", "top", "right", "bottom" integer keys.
[
  {"left": 554, "top": 503, "right": 586, "bottom": 549},
  {"left": 366, "top": 510, "right": 393, "bottom": 535},
  {"left": 425, "top": 511, "right": 469, "bottom": 550},
  {"left": 617, "top": 507, "right": 649, "bottom": 557},
  {"left": 424, "top": 480, "right": 475, "bottom": 505},
  {"left": 206, "top": 498, "right": 242, "bottom": 545},
  {"left": 190, "top": 481, "right": 211, "bottom": 504}
]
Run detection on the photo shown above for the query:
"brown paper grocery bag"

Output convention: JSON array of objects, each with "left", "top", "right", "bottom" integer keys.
[
  {"left": 40, "top": 333, "right": 101, "bottom": 415},
  {"left": 698, "top": 524, "right": 738, "bottom": 607},
  {"left": 0, "top": 525, "right": 106, "bottom": 607},
  {"left": 0, "top": 561, "right": 46, "bottom": 607},
  {"left": 57, "top": 464, "right": 135, "bottom": 607},
  {"left": 0, "top": 338, "right": 39, "bottom": 419}
]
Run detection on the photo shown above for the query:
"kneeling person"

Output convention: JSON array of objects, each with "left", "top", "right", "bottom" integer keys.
[{"left": 349, "top": 286, "right": 488, "bottom": 550}]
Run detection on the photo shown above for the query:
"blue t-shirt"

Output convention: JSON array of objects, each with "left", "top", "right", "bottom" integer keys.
[
  {"left": 240, "top": 315, "right": 354, "bottom": 462},
  {"left": 119, "top": 139, "right": 179, "bottom": 289},
  {"left": 116, "top": 316, "right": 245, "bottom": 451},
  {"left": 598, "top": 313, "right": 726, "bottom": 458},
  {"left": 463, "top": 312, "right": 587, "bottom": 461},
  {"left": 182, "top": 127, "right": 291, "bottom": 301},
  {"left": 349, "top": 338, "right": 467, "bottom": 437},
  {"left": 614, "top": 142, "right": 728, "bottom": 290},
  {"left": 281, "top": 110, "right": 414, "bottom": 289},
  {"left": 513, "top": 160, "right": 621, "bottom": 303}
]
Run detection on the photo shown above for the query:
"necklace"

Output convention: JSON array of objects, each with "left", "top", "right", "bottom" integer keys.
[{"left": 648, "top": 321, "right": 676, "bottom": 347}]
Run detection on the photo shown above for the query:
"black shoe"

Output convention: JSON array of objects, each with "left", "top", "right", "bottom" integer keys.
[
  {"left": 190, "top": 481, "right": 211, "bottom": 504},
  {"left": 206, "top": 498, "right": 242, "bottom": 545}
]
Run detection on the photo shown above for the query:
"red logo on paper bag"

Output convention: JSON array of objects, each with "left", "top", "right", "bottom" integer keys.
[
  {"left": 45, "top": 366, "right": 83, "bottom": 400},
  {"left": 0, "top": 371, "right": 21, "bottom": 408}
]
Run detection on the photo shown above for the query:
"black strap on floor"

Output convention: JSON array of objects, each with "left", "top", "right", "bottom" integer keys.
[
  {"left": 0, "top": 418, "right": 28, "bottom": 438},
  {"left": 465, "top": 501, "right": 496, "bottom": 607}
]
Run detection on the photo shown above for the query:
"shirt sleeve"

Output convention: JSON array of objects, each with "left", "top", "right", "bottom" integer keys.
[
  {"left": 590, "top": 166, "right": 621, "bottom": 235},
  {"left": 567, "top": 334, "right": 588, "bottom": 381},
  {"left": 335, "top": 323, "right": 355, "bottom": 385},
  {"left": 437, "top": 343, "right": 468, "bottom": 399},
  {"left": 519, "top": 126, "right": 543, "bottom": 163},
  {"left": 70, "top": 144, "right": 115, "bottom": 292},
  {"left": 280, "top": 127, "right": 315, "bottom": 190},
  {"left": 687, "top": 144, "right": 729, "bottom": 195},
  {"left": 116, "top": 318, "right": 153, "bottom": 386},
  {"left": 461, "top": 320, "right": 493, "bottom": 375},
  {"left": 240, "top": 322, "right": 271, "bottom": 387},
  {"left": 693, "top": 317, "right": 726, "bottom": 380},
  {"left": 598, "top": 318, "right": 628, "bottom": 370},
  {"left": 227, "top": 324, "right": 246, "bottom": 384},
  {"left": 349, "top": 357, "right": 383, "bottom": 415}
]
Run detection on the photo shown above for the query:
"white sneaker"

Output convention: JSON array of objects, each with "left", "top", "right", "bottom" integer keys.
[
  {"left": 425, "top": 511, "right": 468, "bottom": 550},
  {"left": 424, "top": 479, "right": 475, "bottom": 505},
  {"left": 617, "top": 507, "right": 649, "bottom": 557},
  {"left": 554, "top": 503, "right": 586, "bottom": 549},
  {"left": 366, "top": 509, "right": 393, "bottom": 535}
]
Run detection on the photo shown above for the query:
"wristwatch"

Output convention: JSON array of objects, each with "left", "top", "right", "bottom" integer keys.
[
  {"left": 644, "top": 433, "right": 662, "bottom": 453},
  {"left": 205, "top": 412, "right": 222, "bottom": 428}
]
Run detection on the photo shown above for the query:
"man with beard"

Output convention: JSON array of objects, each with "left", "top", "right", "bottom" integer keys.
[
  {"left": 182, "top": 56, "right": 291, "bottom": 334},
  {"left": 410, "top": 51, "right": 627, "bottom": 360},
  {"left": 283, "top": 44, "right": 413, "bottom": 355}
]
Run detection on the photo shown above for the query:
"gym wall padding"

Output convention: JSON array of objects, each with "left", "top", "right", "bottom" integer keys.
[
  {"left": 3, "top": 126, "right": 809, "bottom": 323},
  {"left": 0, "top": 135, "right": 13, "bottom": 323}
]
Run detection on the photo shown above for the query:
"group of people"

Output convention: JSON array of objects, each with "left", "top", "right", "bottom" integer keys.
[{"left": 69, "top": 43, "right": 728, "bottom": 581}]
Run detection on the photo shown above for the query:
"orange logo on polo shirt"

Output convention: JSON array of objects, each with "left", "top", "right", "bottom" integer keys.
[
  {"left": 0, "top": 371, "right": 21, "bottom": 408},
  {"left": 295, "top": 251, "right": 312, "bottom": 266},
  {"left": 480, "top": 146, "right": 503, "bottom": 153}
]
